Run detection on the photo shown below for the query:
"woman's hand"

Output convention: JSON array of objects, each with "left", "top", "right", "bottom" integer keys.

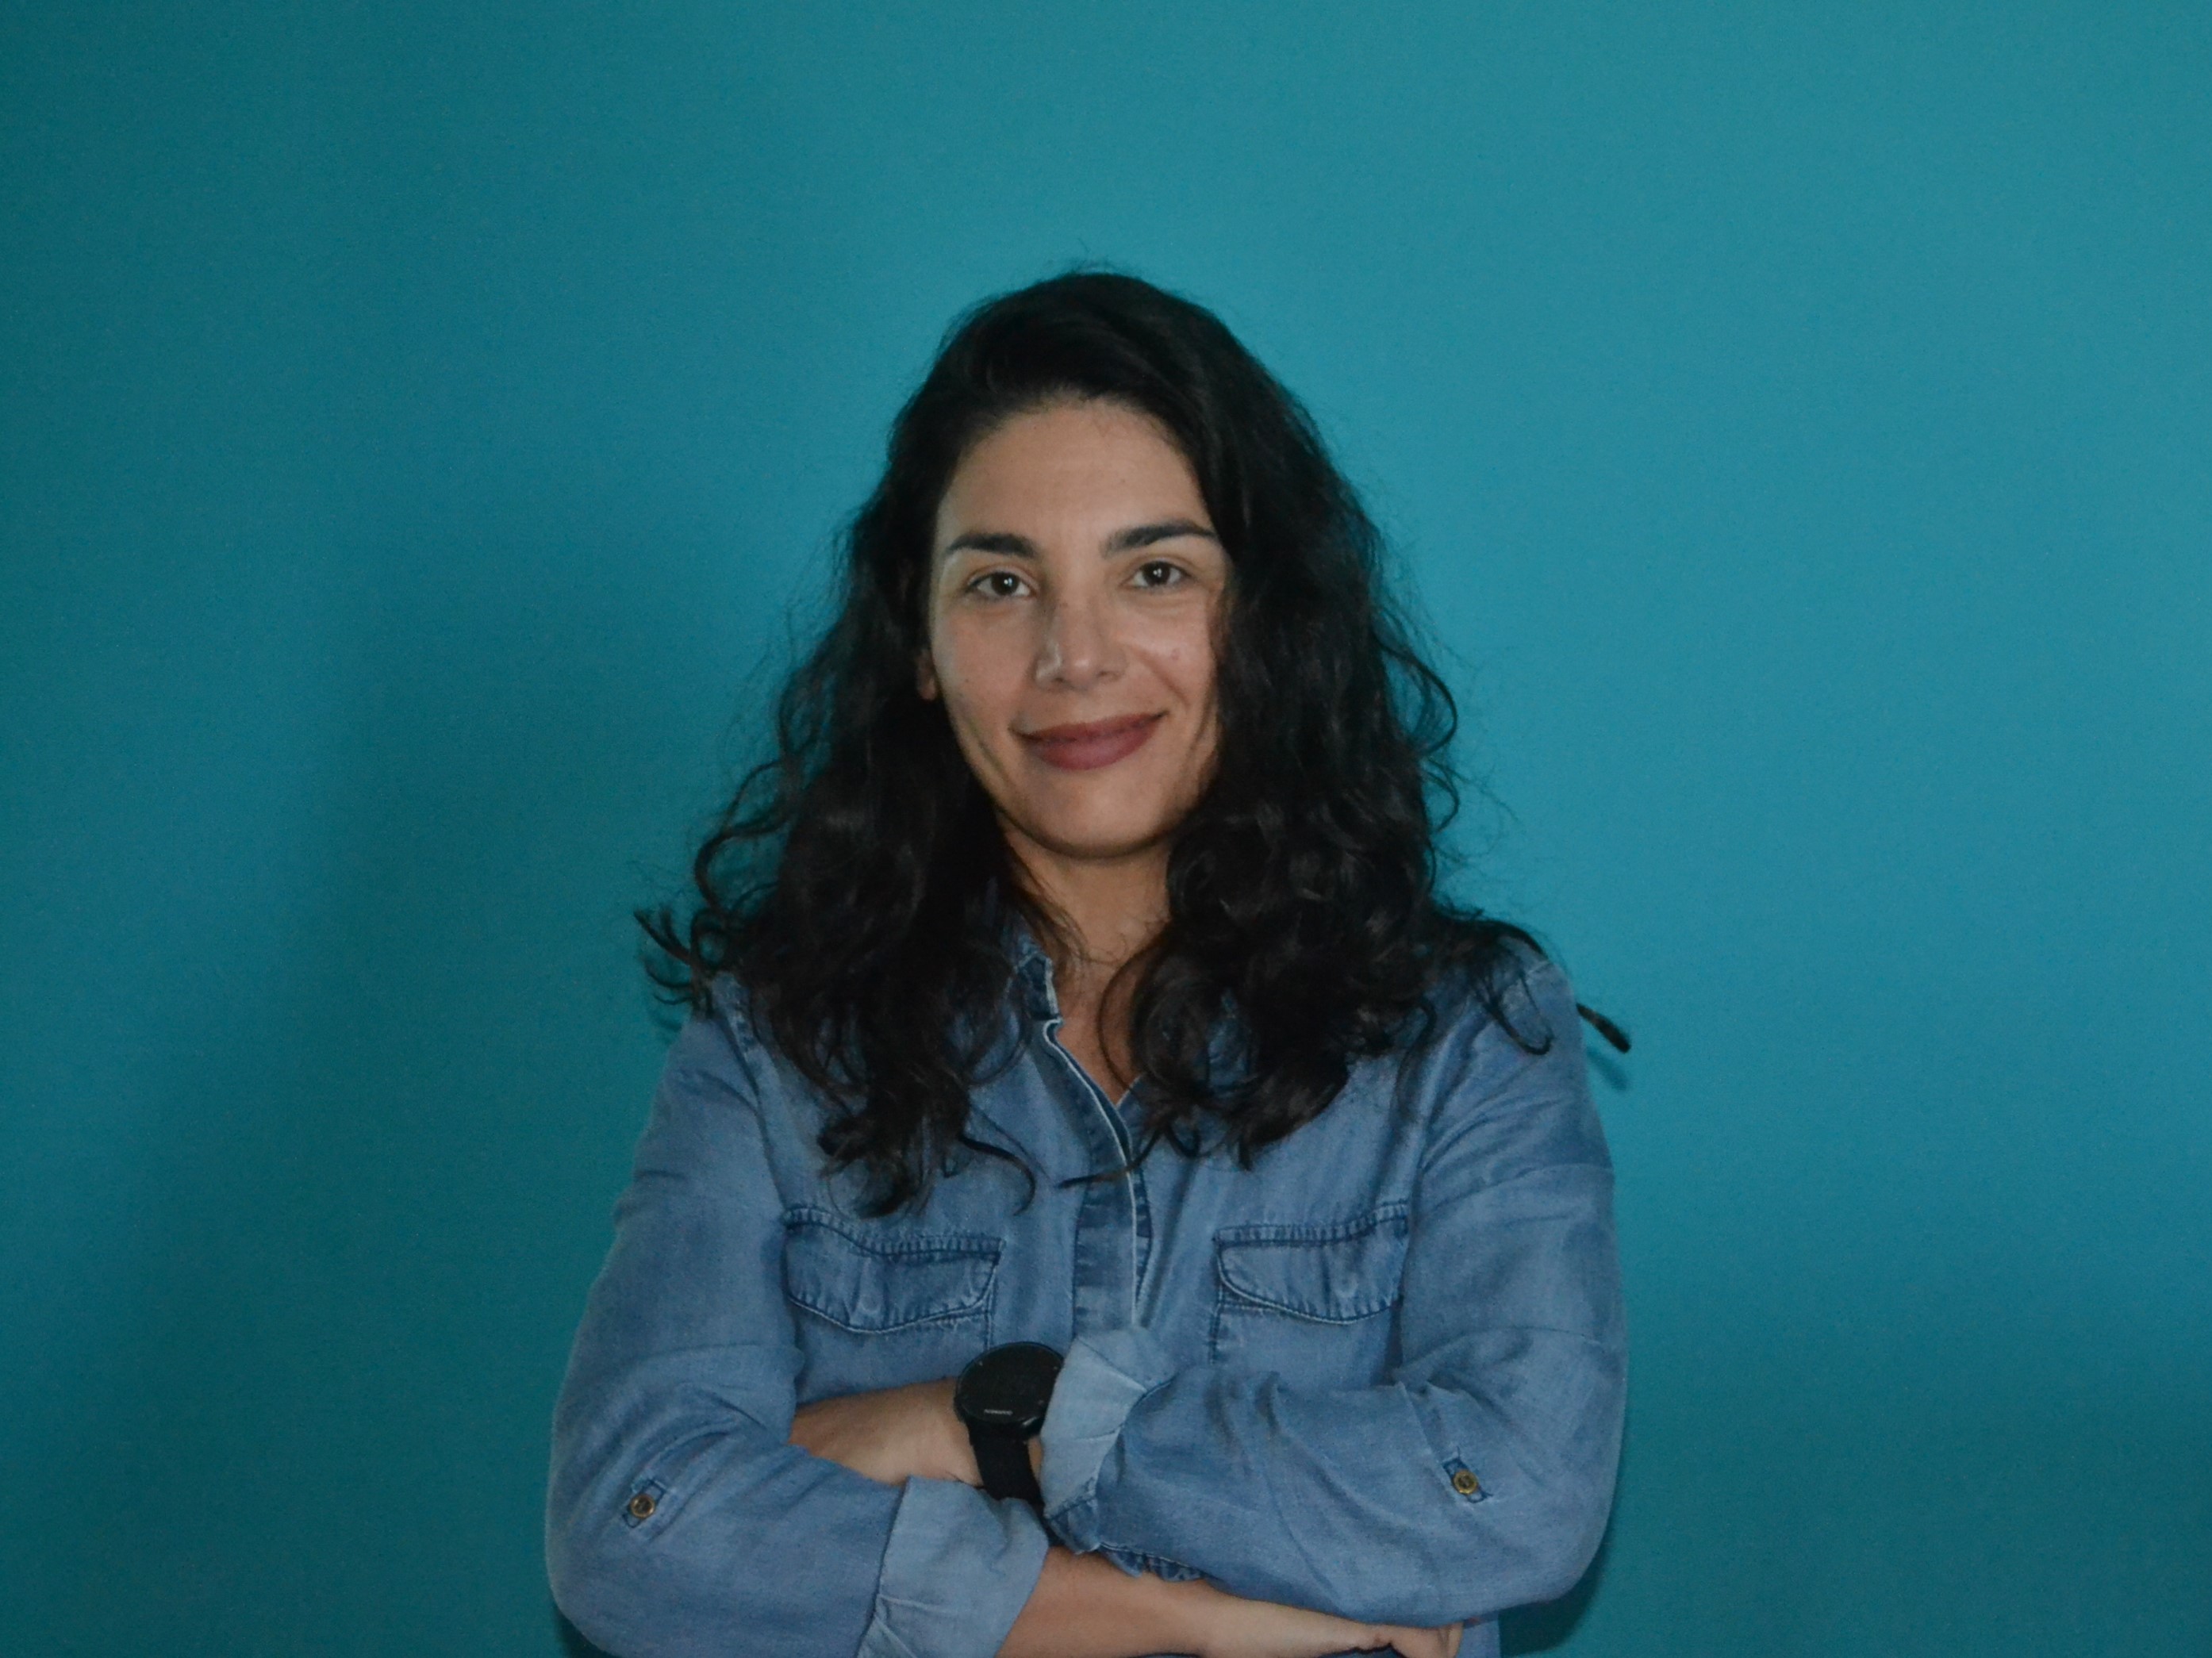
[
  {"left": 789, "top": 1378, "right": 981, "bottom": 1487},
  {"left": 1000, "top": 1547, "right": 1462, "bottom": 1658},
  {"left": 1184, "top": 1586, "right": 1462, "bottom": 1658}
]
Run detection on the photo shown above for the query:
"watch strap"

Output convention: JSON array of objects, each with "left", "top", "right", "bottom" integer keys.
[{"left": 969, "top": 1423, "right": 1044, "bottom": 1508}]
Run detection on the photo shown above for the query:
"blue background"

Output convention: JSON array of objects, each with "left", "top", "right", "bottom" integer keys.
[{"left": 3, "top": 2, "right": 2206, "bottom": 1652}]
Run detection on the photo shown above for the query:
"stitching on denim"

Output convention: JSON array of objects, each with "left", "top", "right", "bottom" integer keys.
[
  {"left": 1100, "top": 1543, "right": 1204, "bottom": 1580},
  {"left": 1210, "top": 1202, "right": 1411, "bottom": 1333},
  {"left": 1042, "top": 1482, "right": 1096, "bottom": 1537},
  {"left": 1211, "top": 1198, "right": 1411, "bottom": 1249},
  {"left": 789, "top": 1298, "right": 996, "bottom": 1336},
  {"left": 781, "top": 1209, "right": 1003, "bottom": 1332},
  {"left": 781, "top": 1204, "right": 1006, "bottom": 1258}
]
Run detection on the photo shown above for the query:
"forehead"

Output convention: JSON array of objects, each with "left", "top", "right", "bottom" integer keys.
[{"left": 933, "top": 400, "right": 1208, "bottom": 544}]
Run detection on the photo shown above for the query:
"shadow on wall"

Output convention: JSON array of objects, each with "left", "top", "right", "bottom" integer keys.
[
  {"left": 1499, "top": 1248, "right": 1626, "bottom": 1655},
  {"left": 556, "top": 1608, "right": 611, "bottom": 1657},
  {"left": 1501, "top": 1515, "right": 1612, "bottom": 1655},
  {"left": 1584, "top": 1042, "right": 1632, "bottom": 1096}
]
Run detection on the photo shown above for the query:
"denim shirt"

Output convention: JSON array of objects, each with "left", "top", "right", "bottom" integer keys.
[{"left": 546, "top": 932, "right": 1625, "bottom": 1658}]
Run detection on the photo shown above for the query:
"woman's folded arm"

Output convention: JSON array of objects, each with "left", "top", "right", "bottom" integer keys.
[{"left": 546, "top": 1014, "right": 1050, "bottom": 1658}]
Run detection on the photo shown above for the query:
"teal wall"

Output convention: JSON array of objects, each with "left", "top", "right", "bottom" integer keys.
[{"left": 4, "top": 2, "right": 2206, "bottom": 1652}]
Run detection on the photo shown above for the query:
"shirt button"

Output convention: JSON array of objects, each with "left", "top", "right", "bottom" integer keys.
[
  {"left": 627, "top": 1491, "right": 658, "bottom": 1521},
  {"left": 1450, "top": 1468, "right": 1482, "bottom": 1497}
]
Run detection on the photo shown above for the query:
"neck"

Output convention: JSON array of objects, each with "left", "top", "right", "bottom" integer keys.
[
  {"left": 1003, "top": 830, "right": 1166, "bottom": 1101},
  {"left": 1003, "top": 831, "right": 1168, "bottom": 981}
]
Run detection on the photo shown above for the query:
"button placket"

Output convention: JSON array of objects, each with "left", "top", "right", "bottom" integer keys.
[
  {"left": 1039, "top": 1018, "right": 1148, "bottom": 1334},
  {"left": 1015, "top": 930, "right": 1151, "bottom": 1333}
]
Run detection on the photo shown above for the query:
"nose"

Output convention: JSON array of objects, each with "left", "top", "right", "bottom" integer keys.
[{"left": 1033, "top": 587, "right": 1123, "bottom": 689}]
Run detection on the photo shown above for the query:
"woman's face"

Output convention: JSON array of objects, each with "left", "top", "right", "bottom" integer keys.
[{"left": 921, "top": 397, "right": 1230, "bottom": 872}]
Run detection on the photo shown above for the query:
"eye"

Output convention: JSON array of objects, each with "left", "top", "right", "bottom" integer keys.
[
  {"left": 965, "top": 570, "right": 1031, "bottom": 600},
  {"left": 1132, "top": 559, "right": 1187, "bottom": 589}
]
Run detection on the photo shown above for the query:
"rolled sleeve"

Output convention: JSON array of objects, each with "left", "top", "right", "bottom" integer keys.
[
  {"left": 1036, "top": 1326, "right": 1178, "bottom": 1545},
  {"left": 860, "top": 1477, "right": 1052, "bottom": 1658}
]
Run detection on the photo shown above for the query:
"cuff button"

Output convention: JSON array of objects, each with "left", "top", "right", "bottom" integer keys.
[
  {"left": 1450, "top": 1468, "right": 1482, "bottom": 1497},
  {"left": 626, "top": 1491, "right": 658, "bottom": 1521}
]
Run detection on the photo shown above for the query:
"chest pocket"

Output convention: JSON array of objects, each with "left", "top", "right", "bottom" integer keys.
[
  {"left": 1210, "top": 1203, "right": 1409, "bottom": 1383},
  {"left": 781, "top": 1207, "right": 1001, "bottom": 1399}
]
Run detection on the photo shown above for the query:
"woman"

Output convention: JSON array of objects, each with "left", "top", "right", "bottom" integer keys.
[{"left": 547, "top": 272, "right": 1626, "bottom": 1658}]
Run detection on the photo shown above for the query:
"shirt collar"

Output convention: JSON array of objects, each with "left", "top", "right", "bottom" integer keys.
[
  {"left": 997, "top": 906, "right": 1251, "bottom": 1088},
  {"left": 1002, "top": 908, "right": 1062, "bottom": 1023}
]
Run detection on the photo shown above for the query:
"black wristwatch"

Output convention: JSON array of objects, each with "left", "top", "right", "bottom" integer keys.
[{"left": 953, "top": 1341, "right": 1063, "bottom": 1507}]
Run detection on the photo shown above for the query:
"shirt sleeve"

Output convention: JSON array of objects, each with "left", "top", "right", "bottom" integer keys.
[
  {"left": 546, "top": 1007, "right": 1050, "bottom": 1658},
  {"left": 1036, "top": 958, "right": 1625, "bottom": 1628}
]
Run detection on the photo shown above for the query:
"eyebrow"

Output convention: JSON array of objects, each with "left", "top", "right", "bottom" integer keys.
[{"left": 938, "top": 518, "right": 1221, "bottom": 560}]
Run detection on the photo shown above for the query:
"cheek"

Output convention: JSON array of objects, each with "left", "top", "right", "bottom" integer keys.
[
  {"left": 1148, "top": 624, "right": 1219, "bottom": 708},
  {"left": 929, "top": 628, "right": 1024, "bottom": 737}
]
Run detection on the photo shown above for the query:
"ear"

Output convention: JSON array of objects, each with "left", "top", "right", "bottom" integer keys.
[{"left": 915, "top": 650, "right": 939, "bottom": 701}]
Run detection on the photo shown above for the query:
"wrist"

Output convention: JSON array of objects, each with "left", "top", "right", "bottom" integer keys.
[
  {"left": 930, "top": 1380, "right": 981, "bottom": 1484},
  {"left": 954, "top": 1341, "right": 1062, "bottom": 1504}
]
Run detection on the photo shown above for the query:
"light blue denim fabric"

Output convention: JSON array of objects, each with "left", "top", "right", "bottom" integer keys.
[{"left": 547, "top": 931, "right": 1624, "bottom": 1658}]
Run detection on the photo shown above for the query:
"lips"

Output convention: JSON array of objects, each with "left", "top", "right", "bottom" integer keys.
[{"left": 1018, "top": 712, "right": 1163, "bottom": 771}]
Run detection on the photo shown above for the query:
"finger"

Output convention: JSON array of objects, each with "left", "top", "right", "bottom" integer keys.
[
  {"left": 1372, "top": 1625, "right": 1452, "bottom": 1658},
  {"left": 1362, "top": 1626, "right": 1430, "bottom": 1657}
]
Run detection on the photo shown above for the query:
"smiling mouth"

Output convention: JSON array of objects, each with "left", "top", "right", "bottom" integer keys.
[{"left": 1017, "top": 712, "right": 1164, "bottom": 772}]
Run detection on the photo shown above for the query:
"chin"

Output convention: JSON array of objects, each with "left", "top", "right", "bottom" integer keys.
[{"left": 1016, "top": 807, "right": 1181, "bottom": 863}]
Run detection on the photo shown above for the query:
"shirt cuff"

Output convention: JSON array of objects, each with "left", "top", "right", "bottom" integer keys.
[
  {"left": 1038, "top": 1326, "right": 1178, "bottom": 1550},
  {"left": 858, "top": 1476, "right": 1051, "bottom": 1658}
]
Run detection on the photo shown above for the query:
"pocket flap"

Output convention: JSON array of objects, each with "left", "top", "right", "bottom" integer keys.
[
  {"left": 781, "top": 1210, "right": 1000, "bottom": 1332},
  {"left": 1215, "top": 1206, "right": 1409, "bottom": 1322}
]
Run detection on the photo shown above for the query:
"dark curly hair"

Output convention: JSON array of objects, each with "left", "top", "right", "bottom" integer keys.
[{"left": 643, "top": 270, "right": 1593, "bottom": 1216}]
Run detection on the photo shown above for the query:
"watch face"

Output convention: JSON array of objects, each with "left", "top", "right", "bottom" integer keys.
[{"left": 955, "top": 1341, "right": 1064, "bottom": 1430}]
